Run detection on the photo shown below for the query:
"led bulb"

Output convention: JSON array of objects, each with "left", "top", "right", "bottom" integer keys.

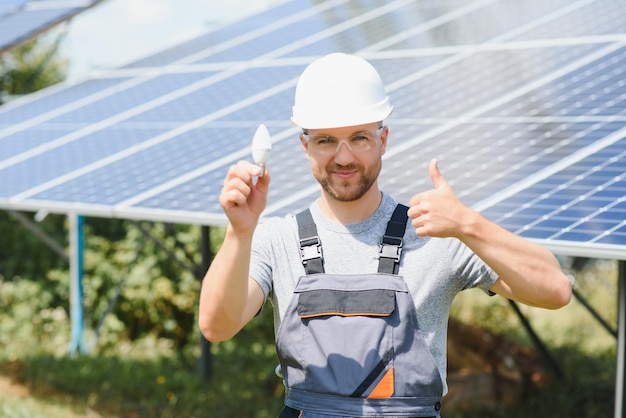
[{"left": 251, "top": 123, "right": 272, "bottom": 177}]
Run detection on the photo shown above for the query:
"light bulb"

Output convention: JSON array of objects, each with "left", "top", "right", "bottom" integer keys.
[{"left": 251, "top": 123, "right": 271, "bottom": 177}]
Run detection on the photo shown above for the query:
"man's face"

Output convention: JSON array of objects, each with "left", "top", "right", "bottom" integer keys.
[{"left": 300, "top": 122, "right": 388, "bottom": 202}]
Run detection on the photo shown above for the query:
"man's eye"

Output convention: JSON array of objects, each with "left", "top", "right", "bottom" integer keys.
[
  {"left": 352, "top": 135, "right": 369, "bottom": 142},
  {"left": 316, "top": 136, "right": 335, "bottom": 145}
]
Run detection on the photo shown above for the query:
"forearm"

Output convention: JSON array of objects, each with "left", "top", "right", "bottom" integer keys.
[
  {"left": 460, "top": 210, "right": 572, "bottom": 309},
  {"left": 198, "top": 225, "right": 262, "bottom": 342}
]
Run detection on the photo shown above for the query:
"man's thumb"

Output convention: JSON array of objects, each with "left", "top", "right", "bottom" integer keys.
[
  {"left": 255, "top": 168, "right": 271, "bottom": 192},
  {"left": 429, "top": 158, "right": 446, "bottom": 188}
]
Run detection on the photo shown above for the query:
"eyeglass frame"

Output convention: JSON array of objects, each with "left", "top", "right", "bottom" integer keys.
[{"left": 301, "top": 125, "right": 385, "bottom": 155}]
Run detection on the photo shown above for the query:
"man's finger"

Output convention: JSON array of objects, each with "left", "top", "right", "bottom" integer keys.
[
  {"left": 254, "top": 167, "right": 271, "bottom": 193},
  {"left": 429, "top": 158, "right": 447, "bottom": 189}
]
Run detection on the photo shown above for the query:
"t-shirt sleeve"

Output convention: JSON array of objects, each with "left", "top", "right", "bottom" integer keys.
[
  {"left": 249, "top": 218, "right": 277, "bottom": 303},
  {"left": 449, "top": 238, "right": 499, "bottom": 294}
]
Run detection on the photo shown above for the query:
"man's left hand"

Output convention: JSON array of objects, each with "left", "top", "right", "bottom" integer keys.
[{"left": 407, "top": 158, "right": 472, "bottom": 239}]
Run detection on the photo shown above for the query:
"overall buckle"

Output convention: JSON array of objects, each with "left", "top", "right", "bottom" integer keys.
[
  {"left": 300, "top": 236, "right": 322, "bottom": 264},
  {"left": 379, "top": 235, "right": 403, "bottom": 263}
]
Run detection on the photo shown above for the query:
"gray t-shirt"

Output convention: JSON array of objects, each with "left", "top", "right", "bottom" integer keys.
[{"left": 250, "top": 192, "right": 498, "bottom": 394}]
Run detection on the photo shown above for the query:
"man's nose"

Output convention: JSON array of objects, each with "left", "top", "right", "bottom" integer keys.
[
  {"left": 334, "top": 141, "right": 354, "bottom": 163},
  {"left": 335, "top": 140, "right": 353, "bottom": 153}
]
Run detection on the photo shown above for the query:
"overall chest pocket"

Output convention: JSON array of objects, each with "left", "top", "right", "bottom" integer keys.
[
  {"left": 296, "top": 287, "right": 397, "bottom": 398},
  {"left": 276, "top": 273, "right": 413, "bottom": 399},
  {"left": 277, "top": 273, "right": 444, "bottom": 410}
]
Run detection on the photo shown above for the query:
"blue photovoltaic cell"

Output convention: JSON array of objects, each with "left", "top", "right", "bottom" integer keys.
[
  {"left": 123, "top": 0, "right": 309, "bottom": 69},
  {"left": 136, "top": 168, "right": 228, "bottom": 213},
  {"left": 46, "top": 72, "right": 215, "bottom": 124},
  {"left": 382, "top": 1, "right": 568, "bottom": 51},
  {"left": 135, "top": 125, "right": 313, "bottom": 214},
  {"left": 388, "top": 45, "right": 602, "bottom": 120},
  {"left": 480, "top": 137, "right": 626, "bottom": 244},
  {"left": 0, "top": 1, "right": 101, "bottom": 53},
  {"left": 126, "top": 66, "right": 303, "bottom": 123},
  {"left": 487, "top": 47, "right": 626, "bottom": 118},
  {"left": 378, "top": 120, "right": 626, "bottom": 208},
  {"left": 28, "top": 126, "right": 257, "bottom": 205},
  {"left": 253, "top": 14, "right": 388, "bottom": 60},
  {"left": 0, "top": 128, "right": 75, "bottom": 160},
  {"left": 0, "top": 128, "right": 169, "bottom": 198},
  {"left": 195, "top": 20, "right": 321, "bottom": 64},
  {"left": 0, "top": 0, "right": 625, "bottom": 258},
  {"left": 0, "top": 78, "right": 131, "bottom": 126},
  {"left": 219, "top": 88, "right": 299, "bottom": 123},
  {"left": 510, "top": 0, "right": 626, "bottom": 41},
  {"left": 0, "top": 0, "right": 27, "bottom": 17},
  {"left": 0, "top": 8, "right": 76, "bottom": 49}
]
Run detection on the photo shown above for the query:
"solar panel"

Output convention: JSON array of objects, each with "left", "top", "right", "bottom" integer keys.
[
  {"left": 1, "top": 0, "right": 625, "bottom": 261},
  {"left": 0, "top": 0, "right": 28, "bottom": 17},
  {"left": 0, "top": 0, "right": 103, "bottom": 54}
]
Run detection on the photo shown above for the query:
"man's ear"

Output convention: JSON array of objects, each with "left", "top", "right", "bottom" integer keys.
[
  {"left": 299, "top": 134, "right": 310, "bottom": 155},
  {"left": 380, "top": 126, "right": 389, "bottom": 155}
]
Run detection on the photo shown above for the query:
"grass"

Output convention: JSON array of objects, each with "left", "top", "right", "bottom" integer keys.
[
  {"left": 0, "top": 398, "right": 95, "bottom": 418},
  {"left": 0, "top": 305, "right": 285, "bottom": 418},
  {"left": 0, "top": 259, "right": 619, "bottom": 417},
  {"left": 0, "top": 344, "right": 616, "bottom": 418},
  {"left": 1, "top": 344, "right": 285, "bottom": 418}
]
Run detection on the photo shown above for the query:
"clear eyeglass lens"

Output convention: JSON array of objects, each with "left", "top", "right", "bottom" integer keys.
[{"left": 305, "top": 127, "right": 383, "bottom": 155}]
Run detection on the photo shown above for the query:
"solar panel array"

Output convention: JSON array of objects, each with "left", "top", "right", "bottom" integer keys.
[
  {"left": 0, "top": 0, "right": 103, "bottom": 53},
  {"left": 1, "top": 0, "right": 625, "bottom": 260}
]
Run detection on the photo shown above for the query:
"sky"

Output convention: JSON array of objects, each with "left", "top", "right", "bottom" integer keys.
[{"left": 59, "top": 0, "right": 285, "bottom": 81}]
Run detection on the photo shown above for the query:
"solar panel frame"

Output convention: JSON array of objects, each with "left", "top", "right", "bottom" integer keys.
[{"left": 0, "top": 0, "right": 625, "bottom": 261}]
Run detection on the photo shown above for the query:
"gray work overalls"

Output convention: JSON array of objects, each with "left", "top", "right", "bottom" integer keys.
[{"left": 276, "top": 205, "right": 443, "bottom": 418}]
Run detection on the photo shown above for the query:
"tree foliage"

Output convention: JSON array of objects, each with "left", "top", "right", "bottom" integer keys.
[
  {"left": 0, "top": 34, "right": 67, "bottom": 102},
  {"left": 0, "top": 214, "right": 221, "bottom": 353},
  {"left": 0, "top": 211, "right": 68, "bottom": 282},
  {"left": 0, "top": 215, "right": 283, "bottom": 416}
]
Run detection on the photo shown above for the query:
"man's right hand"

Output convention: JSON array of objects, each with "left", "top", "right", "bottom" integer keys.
[{"left": 219, "top": 161, "right": 270, "bottom": 234}]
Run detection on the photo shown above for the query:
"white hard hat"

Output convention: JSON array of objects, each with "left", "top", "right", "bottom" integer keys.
[{"left": 291, "top": 53, "right": 393, "bottom": 129}]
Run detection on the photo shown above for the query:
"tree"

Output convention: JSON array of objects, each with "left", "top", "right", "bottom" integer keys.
[{"left": 0, "top": 32, "right": 67, "bottom": 103}]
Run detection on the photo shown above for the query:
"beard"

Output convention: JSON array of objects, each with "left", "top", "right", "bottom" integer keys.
[{"left": 313, "top": 159, "right": 382, "bottom": 202}]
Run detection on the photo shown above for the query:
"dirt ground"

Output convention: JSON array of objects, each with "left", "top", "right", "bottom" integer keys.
[{"left": 0, "top": 374, "right": 29, "bottom": 399}]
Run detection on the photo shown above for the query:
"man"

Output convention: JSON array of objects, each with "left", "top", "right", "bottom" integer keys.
[{"left": 199, "top": 53, "right": 572, "bottom": 417}]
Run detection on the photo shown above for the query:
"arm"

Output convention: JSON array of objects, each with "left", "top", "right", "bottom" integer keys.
[
  {"left": 198, "top": 161, "right": 269, "bottom": 342},
  {"left": 408, "top": 159, "right": 572, "bottom": 309}
]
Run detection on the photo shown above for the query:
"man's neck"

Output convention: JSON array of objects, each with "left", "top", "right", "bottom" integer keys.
[{"left": 317, "top": 188, "right": 383, "bottom": 225}]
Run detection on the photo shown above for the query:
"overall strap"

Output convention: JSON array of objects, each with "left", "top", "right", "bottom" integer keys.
[
  {"left": 296, "top": 209, "right": 324, "bottom": 274},
  {"left": 296, "top": 203, "right": 409, "bottom": 276},
  {"left": 377, "top": 204, "right": 409, "bottom": 275}
]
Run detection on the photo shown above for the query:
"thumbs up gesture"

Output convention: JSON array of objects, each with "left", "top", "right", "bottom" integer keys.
[{"left": 408, "top": 158, "right": 470, "bottom": 238}]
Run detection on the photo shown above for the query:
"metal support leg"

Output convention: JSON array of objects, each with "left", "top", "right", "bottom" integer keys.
[
  {"left": 615, "top": 260, "right": 625, "bottom": 418},
  {"left": 68, "top": 214, "right": 86, "bottom": 356},
  {"left": 199, "top": 225, "right": 213, "bottom": 381},
  {"left": 509, "top": 299, "right": 563, "bottom": 378}
]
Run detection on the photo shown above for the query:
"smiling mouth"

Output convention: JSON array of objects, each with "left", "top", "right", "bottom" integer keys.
[{"left": 333, "top": 170, "right": 357, "bottom": 179}]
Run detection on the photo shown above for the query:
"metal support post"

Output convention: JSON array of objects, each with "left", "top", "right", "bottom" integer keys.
[
  {"left": 199, "top": 225, "right": 213, "bottom": 380},
  {"left": 509, "top": 299, "right": 563, "bottom": 378},
  {"left": 615, "top": 260, "right": 626, "bottom": 418},
  {"left": 68, "top": 213, "right": 87, "bottom": 355}
]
